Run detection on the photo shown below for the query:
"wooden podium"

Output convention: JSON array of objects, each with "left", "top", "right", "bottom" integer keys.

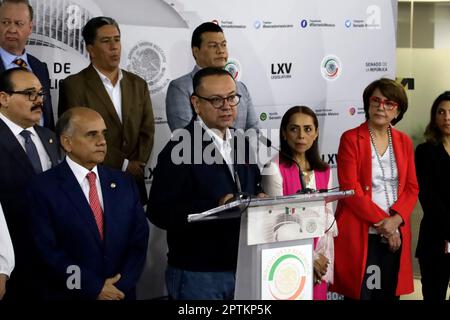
[{"left": 188, "top": 190, "right": 353, "bottom": 300}]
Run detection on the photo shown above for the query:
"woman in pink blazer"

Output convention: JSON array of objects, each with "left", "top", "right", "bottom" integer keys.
[{"left": 262, "top": 106, "right": 337, "bottom": 300}]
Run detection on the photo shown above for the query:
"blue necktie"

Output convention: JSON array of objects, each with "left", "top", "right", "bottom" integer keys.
[{"left": 20, "top": 130, "right": 43, "bottom": 173}]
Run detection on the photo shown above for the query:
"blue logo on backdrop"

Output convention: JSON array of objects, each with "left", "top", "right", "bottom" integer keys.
[
  {"left": 254, "top": 20, "right": 262, "bottom": 29},
  {"left": 300, "top": 19, "right": 308, "bottom": 28},
  {"left": 345, "top": 20, "right": 352, "bottom": 28}
]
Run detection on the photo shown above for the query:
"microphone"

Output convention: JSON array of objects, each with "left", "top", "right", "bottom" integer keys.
[
  {"left": 257, "top": 133, "right": 314, "bottom": 194},
  {"left": 225, "top": 134, "right": 248, "bottom": 204}
]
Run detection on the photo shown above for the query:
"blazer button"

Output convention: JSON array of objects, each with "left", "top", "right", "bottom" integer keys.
[{"left": 364, "top": 186, "right": 370, "bottom": 191}]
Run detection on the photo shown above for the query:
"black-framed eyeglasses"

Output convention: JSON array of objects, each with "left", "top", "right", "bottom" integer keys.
[
  {"left": 6, "top": 90, "right": 47, "bottom": 101},
  {"left": 193, "top": 93, "right": 241, "bottom": 109}
]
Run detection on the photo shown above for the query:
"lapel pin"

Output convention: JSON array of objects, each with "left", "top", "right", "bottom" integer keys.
[
  {"left": 111, "top": 182, "right": 117, "bottom": 188},
  {"left": 49, "top": 138, "right": 53, "bottom": 144}
]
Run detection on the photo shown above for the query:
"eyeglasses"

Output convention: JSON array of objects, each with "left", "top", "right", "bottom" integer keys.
[
  {"left": 194, "top": 93, "right": 241, "bottom": 109},
  {"left": 369, "top": 96, "right": 398, "bottom": 110},
  {"left": 6, "top": 90, "right": 47, "bottom": 101}
]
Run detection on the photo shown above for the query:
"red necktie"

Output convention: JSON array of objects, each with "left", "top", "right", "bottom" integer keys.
[
  {"left": 86, "top": 172, "right": 104, "bottom": 240},
  {"left": 13, "top": 58, "right": 28, "bottom": 68}
]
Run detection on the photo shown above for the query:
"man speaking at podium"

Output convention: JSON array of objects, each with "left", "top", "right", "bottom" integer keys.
[{"left": 148, "top": 67, "right": 265, "bottom": 300}]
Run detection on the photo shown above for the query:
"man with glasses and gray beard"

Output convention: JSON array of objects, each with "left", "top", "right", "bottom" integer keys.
[{"left": 148, "top": 67, "right": 265, "bottom": 300}]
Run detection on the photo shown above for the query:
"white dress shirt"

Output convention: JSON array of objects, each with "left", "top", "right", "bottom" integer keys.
[
  {"left": 93, "top": 66, "right": 129, "bottom": 171},
  {"left": 0, "top": 112, "right": 52, "bottom": 171},
  {"left": 370, "top": 143, "right": 398, "bottom": 234},
  {"left": 0, "top": 203, "right": 14, "bottom": 278},
  {"left": 66, "top": 156, "right": 104, "bottom": 210},
  {"left": 197, "top": 116, "right": 234, "bottom": 178},
  {"left": 93, "top": 66, "right": 123, "bottom": 122}
]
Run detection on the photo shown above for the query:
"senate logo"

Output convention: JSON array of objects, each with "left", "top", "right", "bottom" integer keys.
[
  {"left": 127, "top": 41, "right": 170, "bottom": 94},
  {"left": 321, "top": 55, "right": 342, "bottom": 81},
  {"left": 264, "top": 251, "right": 309, "bottom": 300},
  {"left": 305, "top": 220, "right": 317, "bottom": 233},
  {"left": 224, "top": 57, "right": 242, "bottom": 81}
]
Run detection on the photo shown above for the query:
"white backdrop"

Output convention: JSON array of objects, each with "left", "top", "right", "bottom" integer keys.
[{"left": 27, "top": 0, "right": 397, "bottom": 299}]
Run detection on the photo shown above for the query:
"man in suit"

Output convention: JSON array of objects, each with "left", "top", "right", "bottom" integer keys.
[
  {"left": 26, "top": 107, "right": 149, "bottom": 300},
  {"left": 0, "top": 0, "right": 54, "bottom": 130},
  {"left": 0, "top": 67, "right": 59, "bottom": 300},
  {"left": 58, "top": 16, "right": 154, "bottom": 204},
  {"left": 148, "top": 67, "right": 264, "bottom": 300},
  {"left": 166, "top": 22, "right": 259, "bottom": 132}
]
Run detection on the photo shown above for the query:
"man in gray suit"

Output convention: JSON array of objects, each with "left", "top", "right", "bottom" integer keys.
[
  {"left": 166, "top": 22, "right": 259, "bottom": 132},
  {"left": 0, "top": 67, "right": 60, "bottom": 299}
]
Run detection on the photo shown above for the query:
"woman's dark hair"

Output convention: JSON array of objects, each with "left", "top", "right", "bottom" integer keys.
[
  {"left": 424, "top": 91, "right": 450, "bottom": 144},
  {"left": 279, "top": 106, "right": 328, "bottom": 171},
  {"left": 363, "top": 78, "right": 408, "bottom": 125}
]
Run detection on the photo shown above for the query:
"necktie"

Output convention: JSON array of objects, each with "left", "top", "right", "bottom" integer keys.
[
  {"left": 13, "top": 58, "right": 28, "bottom": 68},
  {"left": 86, "top": 172, "right": 104, "bottom": 240},
  {"left": 20, "top": 130, "right": 43, "bottom": 173}
]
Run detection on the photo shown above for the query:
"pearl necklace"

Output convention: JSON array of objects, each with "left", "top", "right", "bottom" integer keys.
[{"left": 368, "top": 126, "right": 398, "bottom": 209}]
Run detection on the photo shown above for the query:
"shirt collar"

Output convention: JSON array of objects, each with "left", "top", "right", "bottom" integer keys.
[
  {"left": 196, "top": 116, "right": 232, "bottom": 145},
  {"left": 66, "top": 155, "right": 100, "bottom": 186},
  {"left": 0, "top": 47, "right": 29, "bottom": 68},
  {"left": 0, "top": 112, "right": 36, "bottom": 137},
  {"left": 93, "top": 65, "right": 123, "bottom": 86}
]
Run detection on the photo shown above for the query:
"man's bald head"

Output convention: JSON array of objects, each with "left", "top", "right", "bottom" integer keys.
[
  {"left": 56, "top": 107, "right": 102, "bottom": 137},
  {"left": 57, "top": 107, "right": 107, "bottom": 170}
]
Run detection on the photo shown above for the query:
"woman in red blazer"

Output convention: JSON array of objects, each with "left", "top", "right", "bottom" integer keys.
[{"left": 331, "top": 78, "right": 419, "bottom": 299}]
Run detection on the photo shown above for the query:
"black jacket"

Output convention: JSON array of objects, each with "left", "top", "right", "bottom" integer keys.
[
  {"left": 147, "top": 120, "right": 262, "bottom": 271},
  {"left": 415, "top": 141, "right": 450, "bottom": 258}
]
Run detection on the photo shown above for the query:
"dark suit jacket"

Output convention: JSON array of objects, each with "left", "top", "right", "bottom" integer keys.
[
  {"left": 0, "top": 53, "right": 55, "bottom": 130},
  {"left": 26, "top": 160, "right": 149, "bottom": 300},
  {"left": 415, "top": 141, "right": 450, "bottom": 258},
  {"left": 0, "top": 118, "right": 60, "bottom": 299},
  {"left": 147, "top": 120, "right": 262, "bottom": 272}
]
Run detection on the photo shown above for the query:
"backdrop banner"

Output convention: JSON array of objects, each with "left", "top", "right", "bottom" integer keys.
[{"left": 27, "top": 0, "right": 397, "bottom": 299}]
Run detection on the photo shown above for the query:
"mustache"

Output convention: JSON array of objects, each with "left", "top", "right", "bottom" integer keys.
[{"left": 30, "top": 104, "right": 43, "bottom": 112}]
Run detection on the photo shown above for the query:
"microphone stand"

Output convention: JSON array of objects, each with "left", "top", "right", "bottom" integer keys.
[{"left": 228, "top": 134, "right": 248, "bottom": 203}]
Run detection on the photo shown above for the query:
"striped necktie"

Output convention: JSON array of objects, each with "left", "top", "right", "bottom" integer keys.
[
  {"left": 86, "top": 172, "right": 104, "bottom": 240},
  {"left": 13, "top": 58, "right": 28, "bottom": 68}
]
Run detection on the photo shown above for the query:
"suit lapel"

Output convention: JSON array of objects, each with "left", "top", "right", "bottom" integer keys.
[
  {"left": 85, "top": 65, "right": 122, "bottom": 127},
  {"left": 0, "top": 118, "right": 35, "bottom": 175},
  {"left": 358, "top": 122, "right": 372, "bottom": 188},
  {"left": 390, "top": 128, "right": 406, "bottom": 188},
  {"left": 58, "top": 161, "right": 103, "bottom": 247},
  {"left": 34, "top": 125, "right": 59, "bottom": 167},
  {"left": 120, "top": 72, "right": 130, "bottom": 128}
]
